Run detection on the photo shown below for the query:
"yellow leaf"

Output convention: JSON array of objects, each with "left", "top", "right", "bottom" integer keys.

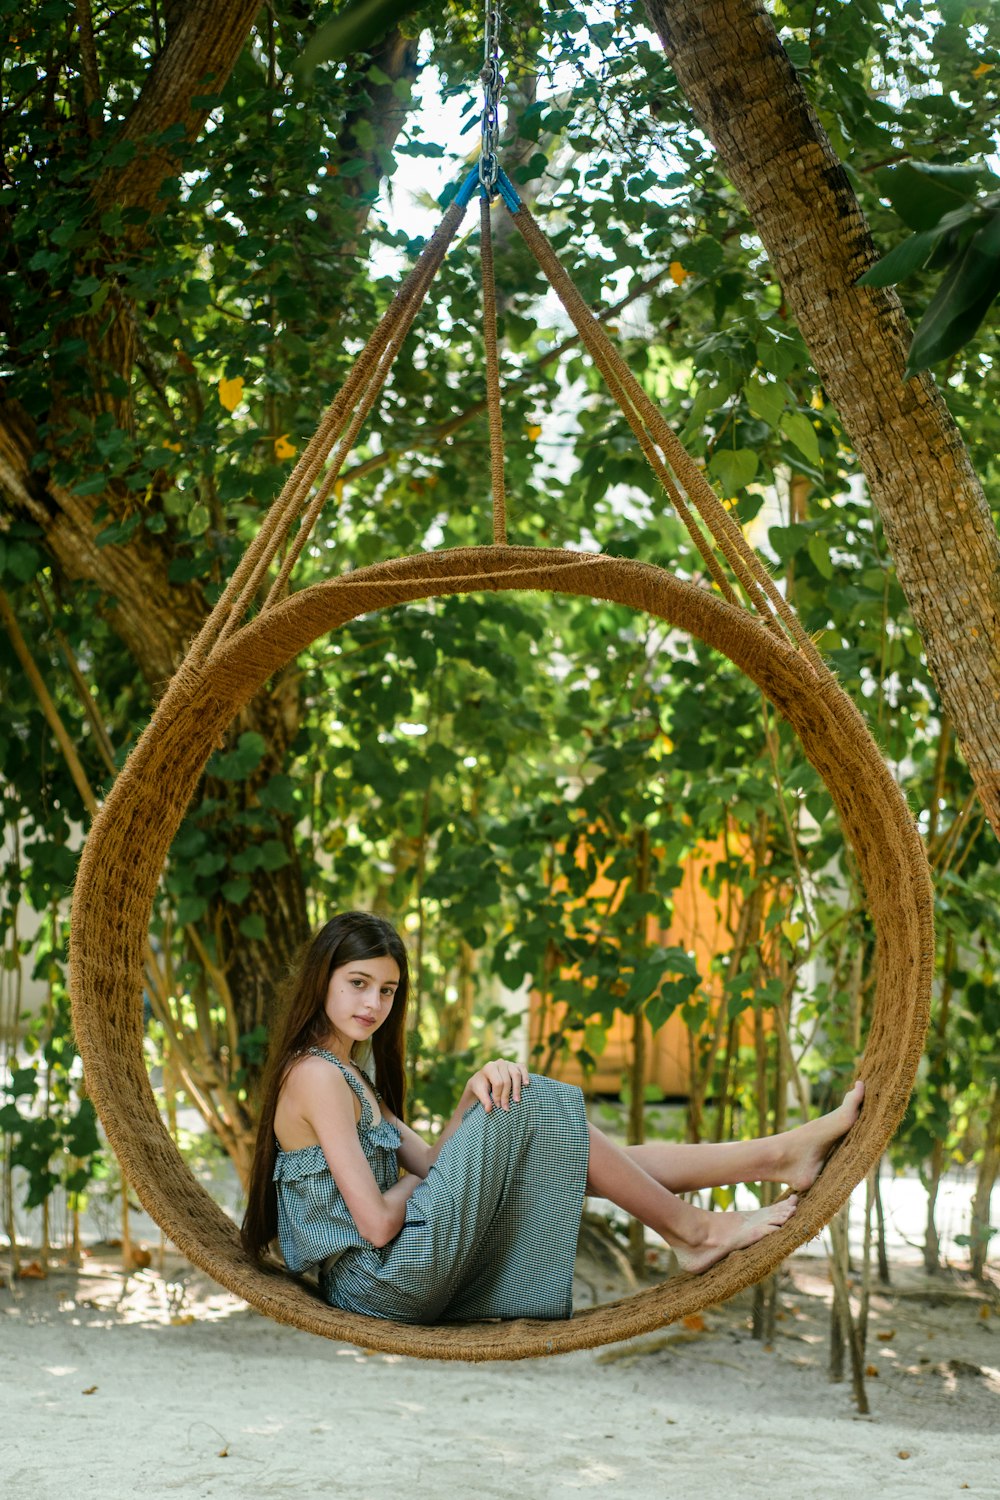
[
  {"left": 218, "top": 375, "right": 244, "bottom": 412},
  {"left": 810, "top": 390, "right": 824, "bottom": 410},
  {"left": 273, "top": 433, "right": 296, "bottom": 460},
  {"left": 781, "top": 918, "right": 805, "bottom": 945},
  {"left": 162, "top": 439, "right": 182, "bottom": 452},
  {"left": 669, "top": 260, "right": 690, "bottom": 286},
  {"left": 972, "top": 61, "right": 993, "bottom": 78},
  {"left": 660, "top": 732, "right": 674, "bottom": 754},
  {"left": 525, "top": 424, "right": 542, "bottom": 442},
  {"left": 333, "top": 479, "right": 344, "bottom": 503}
]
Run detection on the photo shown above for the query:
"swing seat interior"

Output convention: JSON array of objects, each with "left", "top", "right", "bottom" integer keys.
[{"left": 68, "top": 164, "right": 934, "bottom": 1361}]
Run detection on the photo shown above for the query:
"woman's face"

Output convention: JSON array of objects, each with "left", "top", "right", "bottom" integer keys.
[{"left": 323, "top": 953, "right": 400, "bottom": 1056}]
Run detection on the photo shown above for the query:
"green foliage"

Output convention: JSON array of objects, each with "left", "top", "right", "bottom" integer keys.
[{"left": 1, "top": 921, "right": 103, "bottom": 1212}]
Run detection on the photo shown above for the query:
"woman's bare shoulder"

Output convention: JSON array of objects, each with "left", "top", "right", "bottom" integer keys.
[
  {"left": 275, "top": 1053, "right": 358, "bottom": 1150},
  {"left": 281, "top": 1052, "right": 349, "bottom": 1099}
]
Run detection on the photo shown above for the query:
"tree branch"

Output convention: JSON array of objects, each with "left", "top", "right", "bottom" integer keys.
[
  {"left": 95, "top": 0, "right": 263, "bottom": 223},
  {"left": 0, "top": 395, "right": 205, "bottom": 685}
]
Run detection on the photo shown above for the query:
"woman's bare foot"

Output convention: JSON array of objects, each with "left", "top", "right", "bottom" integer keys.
[
  {"left": 672, "top": 1195, "right": 799, "bottom": 1275},
  {"left": 776, "top": 1080, "right": 865, "bottom": 1192}
]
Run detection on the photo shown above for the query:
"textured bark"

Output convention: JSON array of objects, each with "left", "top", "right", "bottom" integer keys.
[
  {"left": 644, "top": 0, "right": 1000, "bottom": 835},
  {"left": 94, "top": 0, "right": 264, "bottom": 227},
  {"left": 0, "top": 398, "right": 202, "bottom": 685}
]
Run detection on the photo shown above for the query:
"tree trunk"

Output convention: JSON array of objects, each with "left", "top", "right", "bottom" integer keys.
[
  {"left": 644, "top": 0, "right": 1000, "bottom": 836},
  {"left": 0, "top": 5, "right": 418, "bottom": 1151}
]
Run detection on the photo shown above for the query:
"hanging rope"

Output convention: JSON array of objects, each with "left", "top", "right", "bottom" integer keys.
[
  {"left": 480, "top": 196, "right": 508, "bottom": 544},
  {"left": 484, "top": 170, "right": 824, "bottom": 667}
]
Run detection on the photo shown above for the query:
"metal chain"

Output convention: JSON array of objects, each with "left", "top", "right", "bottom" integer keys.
[{"left": 479, "top": 2, "right": 503, "bottom": 195}]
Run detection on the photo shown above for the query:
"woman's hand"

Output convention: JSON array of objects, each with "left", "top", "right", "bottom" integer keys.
[{"left": 466, "top": 1059, "right": 531, "bottom": 1113}]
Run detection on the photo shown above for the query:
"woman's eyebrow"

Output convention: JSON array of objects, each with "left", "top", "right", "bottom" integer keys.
[{"left": 348, "top": 968, "right": 398, "bottom": 985}]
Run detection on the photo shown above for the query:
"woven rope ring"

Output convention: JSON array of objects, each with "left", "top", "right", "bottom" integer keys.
[{"left": 69, "top": 545, "right": 934, "bottom": 1361}]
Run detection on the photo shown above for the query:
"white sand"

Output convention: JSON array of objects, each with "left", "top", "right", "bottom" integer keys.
[{"left": 2, "top": 1245, "right": 997, "bottom": 1500}]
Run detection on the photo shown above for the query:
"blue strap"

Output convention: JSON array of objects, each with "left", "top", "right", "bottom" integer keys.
[
  {"left": 455, "top": 166, "right": 481, "bottom": 208},
  {"left": 493, "top": 167, "right": 522, "bottom": 214},
  {"left": 452, "top": 162, "right": 522, "bottom": 214}
]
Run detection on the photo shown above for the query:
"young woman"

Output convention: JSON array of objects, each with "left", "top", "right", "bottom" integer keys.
[{"left": 241, "top": 911, "right": 864, "bottom": 1324}]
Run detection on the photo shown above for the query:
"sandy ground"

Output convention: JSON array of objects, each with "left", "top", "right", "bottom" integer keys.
[{"left": 2, "top": 1231, "right": 997, "bottom": 1500}]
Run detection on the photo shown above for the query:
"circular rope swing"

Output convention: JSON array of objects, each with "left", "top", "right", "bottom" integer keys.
[
  {"left": 68, "top": 16, "right": 934, "bottom": 1359},
  {"left": 70, "top": 549, "right": 932, "bottom": 1360}
]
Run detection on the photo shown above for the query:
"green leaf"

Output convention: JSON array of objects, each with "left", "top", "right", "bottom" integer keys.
[
  {"left": 856, "top": 228, "right": 942, "bottom": 288},
  {"left": 744, "top": 378, "right": 786, "bottom": 428},
  {"left": 807, "top": 533, "right": 833, "bottom": 579},
  {"left": 683, "top": 237, "right": 724, "bottom": 277},
  {"left": 782, "top": 37, "right": 811, "bottom": 70},
  {"left": 187, "top": 504, "right": 211, "bottom": 537},
  {"left": 781, "top": 409, "right": 821, "bottom": 467},
  {"left": 222, "top": 876, "right": 251, "bottom": 905},
  {"left": 708, "top": 448, "right": 758, "bottom": 494},
  {"left": 230, "top": 847, "right": 264, "bottom": 874},
  {"left": 10, "top": 1066, "right": 37, "bottom": 1098},
  {"left": 768, "top": 522, "right": 808, "bottom": 561},
  {"left": 238, "top": 914, "right": 267, "bottom": 940},
  {"left": 905, "top": 208, "right": 1000, "bottom": 376},
  {"left": 258, "top": 774, "right": 296, "bottom": 815},
  {"left": 3, "top": 541, "right": 41, "bottom": 582},
  {"left": 875, "top": 161, "right": 985, "bottom": 231},
  {"left": 209, "top": 730, "right": 267, "bottom": 781},
  {"left": 175, "top": 894, "right": 208, "bottom": 925},
  {"left": 679, "top": 385, "right": 714, "bottom": 443},
  {"left": 257, "top": 839, "right": 290, "bottom": 872}
]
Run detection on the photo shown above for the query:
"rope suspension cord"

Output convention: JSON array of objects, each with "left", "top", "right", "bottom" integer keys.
[
  {"left": 498, "top": 183, "right": 824, "bottom": 669},
  {"left": 478, "top": 5, "right": 507, "bottom": 543},
  {"left": 481, "top": 197, "right": 508, "bottom": 545},
  {"left": 67, "top": 1, "right": 935, "bottom": 1361}
]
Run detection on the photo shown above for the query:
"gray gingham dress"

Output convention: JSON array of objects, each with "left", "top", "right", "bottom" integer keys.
[{"left": 273, "top": 1049, "right": 590, "bottom": 1323}]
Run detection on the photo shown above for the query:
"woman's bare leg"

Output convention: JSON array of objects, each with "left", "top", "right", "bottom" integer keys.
[
  {"left": 624, "top": 1080, "right": 865, "bottom": 1194},
  {"left": 585, "top": 1124, "right": 798, "bottom": 1275}
]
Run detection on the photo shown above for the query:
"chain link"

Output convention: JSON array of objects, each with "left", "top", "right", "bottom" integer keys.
[{"left": 479, "top": 2, "right": 503, "bottom": 194}]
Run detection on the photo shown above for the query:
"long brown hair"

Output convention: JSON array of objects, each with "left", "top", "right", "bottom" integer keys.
[{"left": 240, "top": 911, "right": 409, "bottom": 1258}]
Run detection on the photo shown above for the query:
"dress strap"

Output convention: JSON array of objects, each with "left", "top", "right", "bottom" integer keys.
[{"left": 306, "top": 1047, "right": 375, "bottom": 1128}]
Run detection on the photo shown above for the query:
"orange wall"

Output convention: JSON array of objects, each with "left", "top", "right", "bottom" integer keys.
[{"left": 528, "top": 839, "right": 745, "bottom": 1098}]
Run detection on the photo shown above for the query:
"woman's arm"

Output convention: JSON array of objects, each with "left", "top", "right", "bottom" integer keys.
[{"left": 297, "top": 1061, "right": 420, "bottom": 1249}]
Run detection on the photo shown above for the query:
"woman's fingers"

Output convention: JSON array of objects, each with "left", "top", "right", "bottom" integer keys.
[
  {"left": 473, "top": 1060, "right": 532, "bottom": 1112},
  {"left": 490, "top": 1062, "right": 512, "bottom": 1109}
]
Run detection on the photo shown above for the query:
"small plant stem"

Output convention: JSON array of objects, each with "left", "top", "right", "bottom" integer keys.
[
  {"left": 826, "top": 1207, "right": 870, "bottom": 1414},
  {"left": 970, "top": 1079, "right": 1000, "bottom": 1282}
]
